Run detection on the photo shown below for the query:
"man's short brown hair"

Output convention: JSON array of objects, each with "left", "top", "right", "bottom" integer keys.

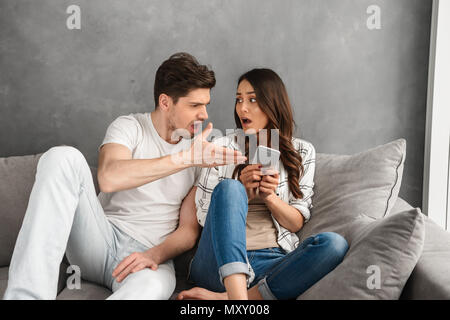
[{"left": 154, "top": 52, "right": 216, "bottom": 107}]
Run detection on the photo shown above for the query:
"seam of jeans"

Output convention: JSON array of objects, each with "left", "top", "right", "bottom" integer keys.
[
  {"left": 265, "top": 236, "right": 315, "bottom": 283},
  {"left": 79, "top": 184, "right": 116, "bottom": 255}
]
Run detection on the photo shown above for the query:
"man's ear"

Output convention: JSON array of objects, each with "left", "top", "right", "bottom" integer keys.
[{"left": 158, "top": 93, "right": 173, "bottom": 112}]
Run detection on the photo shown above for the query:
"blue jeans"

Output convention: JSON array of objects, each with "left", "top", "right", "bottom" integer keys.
[{"left": 188, "top": 179, "right": 349, "bottom": 300}]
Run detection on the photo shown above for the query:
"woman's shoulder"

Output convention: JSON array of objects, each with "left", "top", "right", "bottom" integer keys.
[{"left": 291, "top": 137, "right": 316, "bottom": 157}]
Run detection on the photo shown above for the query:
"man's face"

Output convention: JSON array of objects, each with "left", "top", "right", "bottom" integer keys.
[{"left": 167, "top": 88, "right": 210, "bottom": 139}]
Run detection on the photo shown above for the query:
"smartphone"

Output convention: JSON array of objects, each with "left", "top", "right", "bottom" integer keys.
[{"left": 251, "top": 145, "right": 281, "bottom": 175}]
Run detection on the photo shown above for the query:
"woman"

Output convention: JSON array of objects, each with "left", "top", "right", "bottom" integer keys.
[{"left": 177, "top": 68, "right": 348, "bottom": 300}]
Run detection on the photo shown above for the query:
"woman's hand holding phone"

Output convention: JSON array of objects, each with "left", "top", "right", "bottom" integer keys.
[
  {"left": 239, "top": 164, "right": 279, "bottom": 202},
  {"left": 258, "top": 172, "right": 279, "bottom": 201},
  {"left": 238, "top": 164, "right": 262, "bottom": 201}
]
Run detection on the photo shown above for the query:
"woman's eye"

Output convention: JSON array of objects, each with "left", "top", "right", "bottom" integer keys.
[
  {"left": 236, "top": 98, "right": 243, "bottom": 103},
  {"left": 250, "top": 98, "right": 257, "bottom": 103}
]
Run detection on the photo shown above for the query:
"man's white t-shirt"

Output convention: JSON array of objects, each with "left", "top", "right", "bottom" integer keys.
[{"left": 98, "top": 112, "right": 200, "bottom": 248}]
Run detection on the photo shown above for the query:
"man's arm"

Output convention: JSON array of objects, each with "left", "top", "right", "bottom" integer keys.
[
  {"left": 98, "top": 123, "right": 245, "bottom": 193},
  {"left": 97, "top": 143, "right": 191, "bottom": 193},
  {"left": 112, "top": 186, "right": 200, "bottom": 282},
  {"left": 149, "top": 186, "right": 199, "bottom": 264}
]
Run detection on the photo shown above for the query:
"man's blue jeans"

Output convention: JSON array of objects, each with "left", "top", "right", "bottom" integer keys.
[{"left": 188, "top": 179, "right": 349, "bottom": 300}]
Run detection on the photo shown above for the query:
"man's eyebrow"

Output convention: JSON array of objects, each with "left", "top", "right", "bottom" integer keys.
[{"left": 189, "top": 101, "right": 210, "bottom": 105}]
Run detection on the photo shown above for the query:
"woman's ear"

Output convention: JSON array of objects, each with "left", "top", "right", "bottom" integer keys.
[{"left": 158, "top": 93, "right": 172, "bottom": 112}]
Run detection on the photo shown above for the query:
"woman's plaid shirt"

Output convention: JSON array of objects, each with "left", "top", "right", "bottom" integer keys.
[{"left": 195, "top": 132, "right": 316, "bottom": 253}]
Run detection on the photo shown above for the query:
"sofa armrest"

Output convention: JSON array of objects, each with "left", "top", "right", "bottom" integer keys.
[{"left": 400, "top": 214, "right": 450, "bottom": 299}]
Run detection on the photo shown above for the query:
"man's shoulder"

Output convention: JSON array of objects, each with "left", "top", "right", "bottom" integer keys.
[{"left": 110, "top": 112, "right": 145, "bottom": 128}]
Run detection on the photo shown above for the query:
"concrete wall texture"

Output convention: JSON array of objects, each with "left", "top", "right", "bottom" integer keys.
[{"left": 0, "top": 0, "right": 432, "bottom": 209}]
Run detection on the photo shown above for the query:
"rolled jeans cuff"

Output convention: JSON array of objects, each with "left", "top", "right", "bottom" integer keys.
[
  {"left": 218, "top": 262, "right": 252, "bottom": 285},
  {"left": 257, "top": 277, "right": 278, "bottom": 300}
]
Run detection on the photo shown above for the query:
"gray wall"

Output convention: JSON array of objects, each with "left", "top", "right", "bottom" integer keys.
[{"left": 0, "top": 0, "right": 432, "bottom": 209}]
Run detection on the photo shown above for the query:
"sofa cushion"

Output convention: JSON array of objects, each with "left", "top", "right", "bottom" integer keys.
[
  {"left": 56, "top": 280, "right": 112, "bottom": 300},
  {"left": 0, "top": 153, "right": 44, "bottom": 266},
  {"left": 400, "top": 215, "right": 450, "bottom": 299},
  {"left": 298, "top": 208, "right": 425, "bottom": 299},
  {"left": 0, "top": 150, "right": 99, "bottom": 267},
  {"left": 297, "top": 138, "right": 406, "bottom": 241}
]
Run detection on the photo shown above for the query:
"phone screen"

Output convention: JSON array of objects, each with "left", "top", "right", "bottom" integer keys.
[{"left": 251, "top": 146, "right": 280, "bottom": 175}]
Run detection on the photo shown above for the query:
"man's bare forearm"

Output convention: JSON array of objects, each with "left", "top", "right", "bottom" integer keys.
[
  {"left": 149, "top": 225, "right": 199, "bottom": 265},
  {"left": 100, "top": 151, "right": 190, "bottom": 193}
]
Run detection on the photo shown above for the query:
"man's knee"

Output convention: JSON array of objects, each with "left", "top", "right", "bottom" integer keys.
[
  {"left": 39, "top": 146, "right": 85, "bottom": 171},
  {"left": 112, "top": 269, "right": 175, "bottom": 300}
]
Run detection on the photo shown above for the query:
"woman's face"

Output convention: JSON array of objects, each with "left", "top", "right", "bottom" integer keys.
[{"left": 235, "top": 79, "right": 269, "bottom": 134}]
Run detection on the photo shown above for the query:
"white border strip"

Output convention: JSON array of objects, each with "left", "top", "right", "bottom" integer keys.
[{"left": 423, "top": 0, "right": 450, "bottom": 230}]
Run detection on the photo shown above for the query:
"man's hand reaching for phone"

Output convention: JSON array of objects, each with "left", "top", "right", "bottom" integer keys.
[{"left": 181, "top": 122, "right": 247, "bottom": 167}]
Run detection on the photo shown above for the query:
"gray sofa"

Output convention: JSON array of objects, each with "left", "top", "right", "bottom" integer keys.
[{"left": 1, "top": 140, "right": 450, "bottom": 300}]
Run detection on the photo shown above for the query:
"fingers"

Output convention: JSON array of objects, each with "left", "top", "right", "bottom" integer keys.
[
  {"left": 214, "top": 147, "right": 246, "bottom": 164},
  {"left": 201, "top": 122, "right": 213, "bottom": 140},
  {"left": 112, "top": 253, "right": 158, "bottom": 283},
  {"left": 201, "top": 145, "right": 246, "bottom": 166},
  {"left": 241, "top": 164, "right": 261, "bottom": 174},
  {"left": 245, "top": 182, "right": 260, "bottom": 189},
  {"left": 259, "top": 186, "right": 273, "bottom": 194},
  {"left": 263, "top": 169, "right": 279, "bottom": 177},
  {"left": 112, "top": 253, "right": 136, "bottom": 279},
  {"left": 241, "top": 171, "right": 262, "bottom": 181},
  {"left": 240, "top": 175, "right": 262, "bottom": 190},
  {"left": 262, "top": 174, "right": 279, "bottom": 184},
  {"left": 115, "top": 260, "right": 137, "bottom": 283},
  {"left": 259, "top": 180, "right": 277, "bottom": 190}
]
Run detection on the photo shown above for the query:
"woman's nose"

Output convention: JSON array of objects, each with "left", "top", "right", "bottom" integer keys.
[{"left": 240, "top": 102, "right": 249, "bottom": 113}]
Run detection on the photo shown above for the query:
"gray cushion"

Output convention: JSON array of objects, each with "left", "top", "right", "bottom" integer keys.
[
  {"left": 400, "top": 215, "right": 450, "bottom": 299},
  {"left": 297, "top": 138, "right": 406, "bottom": 241},
  {"left": 298, "top": 208, "right": 425, "bottom": 300},
  {"left": 56, "top": 280, "right": 112, "bottom": 300},
  {"left": 0, "top": 150, "right": 100, "bottom": 267},
  {"left": 0, "top": 153, "right": 44, "bottom": 266}
]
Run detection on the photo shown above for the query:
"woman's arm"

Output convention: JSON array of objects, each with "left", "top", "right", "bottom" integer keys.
[
  {"left": 260, "top": 141, "right": 316, "bottom": 233},
  {"left": 264, "top": 193, "right": 305, "bottom": 233},
  {"left": 259, "top": 174, "right": 305, "bottom": 233}
]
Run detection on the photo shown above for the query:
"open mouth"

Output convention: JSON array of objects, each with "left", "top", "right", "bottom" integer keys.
[
  {"left": 190, "top": 122, "right": 202, "bottom": 134},
  {"left": 241, "top": 117, "right": 252, "bottom": 126}
]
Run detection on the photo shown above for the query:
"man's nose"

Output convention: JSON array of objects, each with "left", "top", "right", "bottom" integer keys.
[{"left": 198, "top": 106, "right": 208, "bottom": 120}]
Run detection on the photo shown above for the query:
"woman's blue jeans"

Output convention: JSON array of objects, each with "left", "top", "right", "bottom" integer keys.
[{"left": 188, "top": 179, "right": 349, "bottom": 300}]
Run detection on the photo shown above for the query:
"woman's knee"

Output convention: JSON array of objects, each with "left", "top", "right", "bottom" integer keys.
[
  {"left": 211, "top": 179, "right": 247, "bottom": 205},
  {"left": 315, "top": 232, "right": 349, "bottom": 263},
  {"left": 213, "top": 179, "right": 245, "bottom": 195}
]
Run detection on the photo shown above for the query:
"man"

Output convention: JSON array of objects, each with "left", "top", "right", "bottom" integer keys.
[{"left": 3, "top": 52, "right": 245, "bottom": 300}]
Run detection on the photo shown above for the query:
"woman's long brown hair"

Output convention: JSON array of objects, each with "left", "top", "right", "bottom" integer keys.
[{"left": 232, "top": 68, "right": 305, "bottom": 199}]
